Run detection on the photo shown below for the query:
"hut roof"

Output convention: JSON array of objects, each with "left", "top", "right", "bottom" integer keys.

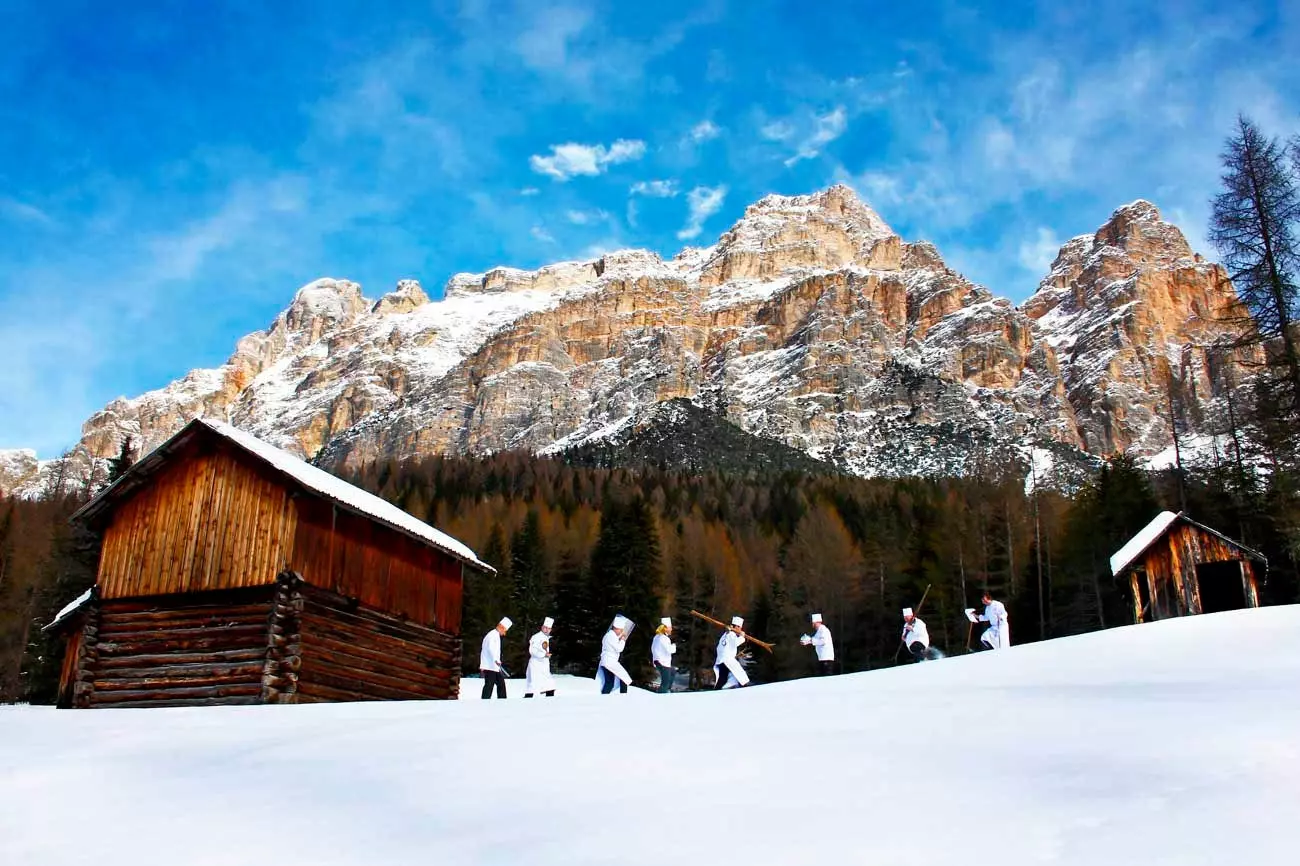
[
  {"left": 1109, "top": 511, "right": 1266, "bottom": 576},
  {"left": 71, "top": 418, "right": 493, "bottom": 575}
]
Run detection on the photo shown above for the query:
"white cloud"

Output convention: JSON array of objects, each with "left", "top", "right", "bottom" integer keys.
[
  {"left": 0, "top": 196, "right": 56, "bottom": 227},
  {"left": 677, "top": 185, "right": 727, "bottom": 240},
  {"left": 1017, "top": 227, "right": 1063, "bottom": 273},
  {"left": 520, "top": 187, "right": 540, "bottom": 196},
  {"left": 529, "top": 138, "right": 647, "bottom": 181},
  {"left": 626, "top": 199, "right": 640, "bottom": 229},
  {"left": 531, "top": 225, "right": 556, "bottom": 244},
  {"left": 689, "top": 119, "right": 721, "bottom": 143},
  {"left": 565, "top": 209, "right": 609, "bottom": 225},
  {"left": 784, "top": 105, "right": 848, "bottom": 166},
  {"left": 761, "top": 120, "right": 794, "bottom": 141},
  {"left": 630, "top": 179, "right": 679, "bottom": 198}
]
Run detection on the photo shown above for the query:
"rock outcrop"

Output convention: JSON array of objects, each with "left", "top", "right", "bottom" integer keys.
[{"left": 1, "top": 186, "right": 1256, "bottom": 496}]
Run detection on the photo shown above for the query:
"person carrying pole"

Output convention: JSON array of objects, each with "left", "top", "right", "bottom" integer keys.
[
  {"left": 480, "top": 617, "right": 512, "bottom": 699},
  {"left": 713, "top": 615, "right": 751, "bottom": 689},
  {"left": 901, "top": 607, "right": 930, "bottom": 663},
  {"left": 800, "top": 612, "right": 836, "bottom": 675},
  {"left": 651, "top": 617, "right": 676, "bottom": 694}
]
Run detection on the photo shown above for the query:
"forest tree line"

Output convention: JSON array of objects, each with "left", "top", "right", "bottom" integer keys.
[{"left": 2, "top": 113, "right": 1298, "bottom": 700}]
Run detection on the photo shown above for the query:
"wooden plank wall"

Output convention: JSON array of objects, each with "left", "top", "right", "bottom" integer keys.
[
  {"left": 291, "top": 498, "right": 463, "bottom": 632},
  {"left": 1132, "top": 523, "right": 1261, "bottom": 623},
  {"left": 295, "top": 583, "right": 461, "bottom": 702},
  {"left": 86, "top": 589, "right": 274, "bottom": 708},
  {"left": 97, "top": 444, "right": 297, "bottom": 599}
]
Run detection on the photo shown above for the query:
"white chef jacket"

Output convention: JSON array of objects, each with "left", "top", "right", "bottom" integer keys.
[
  {"left": 595, "top": 629, "right": 632, "bottom": 688},
  {"left": 713, "top": 630, "right": 750, "bottom": 687},
  {"left": 525, "top": 630, "right": 556, "bottom": 694},
  {"left": 902, "top": 617, "right": 930, "bottom": 649},
  {"left": 808, "top": 624, "right": 835, "bottom": 661},
  {"left": 978, "top": 600, "right": 1010, "bottom": 649},
  {"left": 651, "top": 632, "right": 676, "bottom": 667},
  {"left": 479, "top": 628, "right": 502, "bottom": 672}
]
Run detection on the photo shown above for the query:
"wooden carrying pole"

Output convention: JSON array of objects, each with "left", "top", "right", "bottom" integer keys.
[{"left": 689, "top": 610, "right": 774, "bottom": 653}]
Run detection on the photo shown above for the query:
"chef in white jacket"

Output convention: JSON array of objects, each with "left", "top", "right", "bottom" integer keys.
[
  {"left": 713, "top": 615, "right": 751, "bottom": 689},
  {"left": 800, "top": 612, "right": 836, "bottom": 675},
  {"left": 978, "top": 591, "right": 1011, "bottom": 649},
  {"left": 901, "top": 607, "right": 930, "bottom": 663},
  {"left": 479, "top": 617, "right": 512, "bottom": 699},
  {"left": 651, "top": 617, "right": 676, "bottom": 694},
  {"left": 525, "top": 616, "right": 557, "bottom": 698},
  {"left": 596, "top": 614, "right": 634, "bottom": 694}
]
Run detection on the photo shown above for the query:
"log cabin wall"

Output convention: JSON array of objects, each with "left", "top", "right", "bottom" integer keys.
[
  {"left": 1130, "top": 521, "right": 1262, "bottom": 623},
  {"left": 294, "top": 583, "right": 461, "bottom": 703},
  {"left": 85, "top": 588, "right": 275, "bottom": 708},
  {"left": 290, "top": 497, "right": 463, "bottom": 633},
  {"left": 96, "top": 444, "right": 296, "bottom": 600}
]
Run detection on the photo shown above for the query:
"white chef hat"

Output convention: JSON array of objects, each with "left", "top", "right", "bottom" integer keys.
[
  {"left": 902, "top": 608, "right": 913, "bottom": 617},
  {"left": 731, "top": 615, "right": 744, "bottom": 627},
  {"left": 499, "top": 617, "right": 513, "bottom": 630},
  {"left": 661, "top": 617, "right": 672, "bottom": 627},
  {"left": 613, "top": 614, "right": 630, "bottom": 630},
  {"left": 543, "top": 616, "right": 554, "bottom": 628},
  {"left": 811, "top": 613, "right": 823, "bottom": 623}
]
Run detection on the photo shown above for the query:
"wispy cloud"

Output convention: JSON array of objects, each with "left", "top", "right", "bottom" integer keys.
[
  {"left": 688, "top": 119, "right": 721, "bottom": 143},
  {"left": 565, "top": 208, "right": 610, "bottom": 225},
  {"left": 1017, "top": 227, "right": 1063, "bottom": 273},
  {"left": 0, "top": 196, "right": 56, "bottom": 228},
  {"left": 760, "top": 120, "right": 794, "bottom": 141},
  {"left": 783, "top": 106, "right": 847, "bottom": 166},
  {"left": 531, "top": 225, "right": 556, "bottom": 243},
  {"left": 677, "top": 185, "right": 728, "bottom": 240},
  {"left": 520, "top": 187, "right": 541, "bottom": 196},
  {"left": 529, "top": 139, "right": 647, "bottom": 181},
  {"left": 630, "top": 179, "right": 679, "bottom": 197}
]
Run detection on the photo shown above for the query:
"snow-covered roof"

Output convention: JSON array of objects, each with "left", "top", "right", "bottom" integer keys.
[
  {"left": 1110, "top": 511, "right": 1180, "bottom": 576},
  {"left": 1109, "top": 511, "right": 1266, "bottom": 577},
  {"left": 43, "top": 588, "right": 95, "bottom": 633},
  {"left": 72, "top": 417, "right": 492, "bottom": 574}
]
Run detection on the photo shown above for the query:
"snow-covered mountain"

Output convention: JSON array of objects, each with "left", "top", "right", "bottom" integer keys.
[
  {"left": 3, "top": 606, "right": 1297, "bottom": 865},
  {"left": 0, "top": 186, "right": 1255, "bottom": 495}
]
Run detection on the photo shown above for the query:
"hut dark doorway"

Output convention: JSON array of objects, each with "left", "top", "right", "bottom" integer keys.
[
  {"left": 1197, "top": 561, "right": 1248, "bottom": 614},
  {"left": 1133, "top": 569, "right": 1153, "bottom": 621}
]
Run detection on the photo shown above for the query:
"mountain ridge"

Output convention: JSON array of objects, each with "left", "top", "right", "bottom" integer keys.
[{"left": 0, "top": 185, "right": 1256, "bottom": 496}]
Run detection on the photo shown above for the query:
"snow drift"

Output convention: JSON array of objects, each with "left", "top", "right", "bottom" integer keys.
[{"left": 2, "top": 607, "right": 1297, "bottom": 865}]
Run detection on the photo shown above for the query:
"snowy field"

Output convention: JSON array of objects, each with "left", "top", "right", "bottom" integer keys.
[{"left": 3, "top": 607, "right": 1298, "bottom": 866}]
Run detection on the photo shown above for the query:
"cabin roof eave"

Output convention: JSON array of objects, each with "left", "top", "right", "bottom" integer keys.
[{"left": 70, "top": 419, "right": 495, "bottom": 576}]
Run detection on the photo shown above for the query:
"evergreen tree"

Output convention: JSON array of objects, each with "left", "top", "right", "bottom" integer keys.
[
  {"left": 459, "top": 523, "right": 511, "bottom": 673},
  {"left": 552, "top": 548, "right": 597, "bottom": 673},
  {"left": 587, "top": 496, "right": 661, "bottom": 681},
  {"left": 1210, "top": 115, "right": 1300, "bottom": 413},
  {"left": 105, "top": 437, "right": 137, "bottom": 487},
  {"left": 506, "top": 510, "right": 551, "bottom": 672}
]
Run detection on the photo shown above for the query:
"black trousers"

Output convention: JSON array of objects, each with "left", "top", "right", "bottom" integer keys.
[
  {"left": 524, "top": 690, "right": 555, "bottom": 698},
  {"left": 600, "top": 667, "right": 628, "bottom": 694},
  {"left": 908, "top": 642, "right": 928, "bottom": 663},
  {"left": 655, "top": 662, "right": 674, "bottom": 693},
  {"left": 817, "top": 660, "right": 835, "bottom": 676},
  {"left": 480, "top": 669, "right": 507, "bottom": 699}
]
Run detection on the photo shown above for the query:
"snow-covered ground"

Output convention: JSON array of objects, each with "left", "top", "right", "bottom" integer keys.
[{"left": 3, "top": 607, "right": 1298, "bottom": 865}]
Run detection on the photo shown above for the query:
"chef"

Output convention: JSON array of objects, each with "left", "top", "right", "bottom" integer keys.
[
  {"left": 713, "top": 615, "right": 751, "bottom": 689},
  {"left": 651, "top": 617, "right": 677, "bottom": 694},
  {"left": 479, "top": 617, "right": 512, "bottom": 699},
  {"left": 596, "top": 614, "right": 634, "bottom": 694},
  {"left": 525, "top": 616, "right": 557, "bottom": 697}
]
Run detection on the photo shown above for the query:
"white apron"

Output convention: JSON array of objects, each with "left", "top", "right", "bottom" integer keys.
[
  {"left": 525, "top": 631, "right": 557, "bottom": 694},
  {"left": 594, "top": 630, "right": 632, "bottom": 690}
]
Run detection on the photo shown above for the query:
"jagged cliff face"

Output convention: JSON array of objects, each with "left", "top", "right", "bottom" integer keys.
[{"left": 0, "top": 186, "right": 1255, "bottom": 495}]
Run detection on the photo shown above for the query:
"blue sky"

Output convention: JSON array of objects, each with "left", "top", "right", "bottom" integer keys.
[{"left": 1, "top": 0, "right": 1297, "bottom": 455}]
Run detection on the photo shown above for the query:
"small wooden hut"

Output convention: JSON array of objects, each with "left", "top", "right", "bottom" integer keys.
[
  {"left": 1110, "top": 511, "right": 1266, "bottom": 623},
  {"left": 47, "top": 417, "right": 492, "bottom": 709}
]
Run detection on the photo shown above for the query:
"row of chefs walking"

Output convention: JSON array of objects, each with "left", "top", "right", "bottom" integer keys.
[{"left": 479, "top": 591, "right": 1011, "bottom": 698}]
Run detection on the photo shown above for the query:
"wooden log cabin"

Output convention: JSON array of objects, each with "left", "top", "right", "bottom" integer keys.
[
  {"left": 1110, "top": 511, "right": 1266, "bottom": 623},
  {"left": 46, "top": 417, "right": 493, "bottom": 709}
]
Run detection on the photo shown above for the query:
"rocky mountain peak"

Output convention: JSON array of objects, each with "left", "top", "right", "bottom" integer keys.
[
  {"left": 700, "top": 184, "right": 900, "bottom": 287},
  {"left": 373, "top": 280, "right": 430, "bottom": 316},
  {"left": 281, "top": 279, "right": 368, "bottom": 339},
  {"left": 1094, "top": 199, "right": 1195, "bottom": 266}
]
